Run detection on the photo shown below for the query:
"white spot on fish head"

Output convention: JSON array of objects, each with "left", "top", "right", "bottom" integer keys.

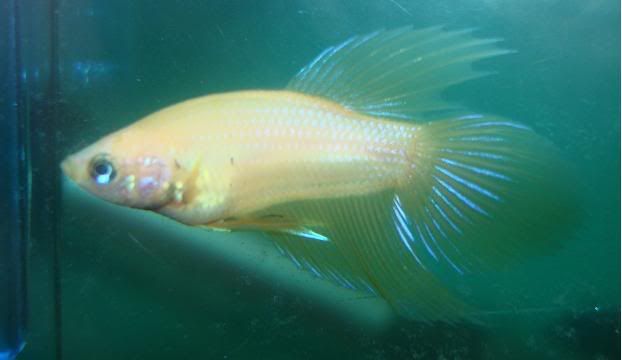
[{"left": 138, "top": 176, "right": 159, "bottom": 196}]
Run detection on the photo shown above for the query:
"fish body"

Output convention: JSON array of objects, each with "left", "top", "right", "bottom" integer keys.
[
  {"left": 65, "top": 90, "right": 415, "bottom": 224},
  {"left": 61, "top": 27, "right": 577, "bottom": 322},
  {"left": 147, "top": 90, "right": 414, "bottom": 223}
]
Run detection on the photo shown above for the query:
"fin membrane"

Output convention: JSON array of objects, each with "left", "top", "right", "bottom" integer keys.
[
  {"left": 266, "top": 27, "right": 579, "bottom": 322},
  {"left": 401, "top": 114, "right": 579, "bottom": 274},
  {"left": 255, "top": 193, "right": 474, "bottom": 322},
  {"left": 251, "top": 114, "right": 578, "bottom": 322},
  {"left": 287, "top": 26, "right": 510, "bottom": 120}
]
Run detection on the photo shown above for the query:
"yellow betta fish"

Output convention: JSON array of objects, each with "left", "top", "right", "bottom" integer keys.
[{"left": 61, "top": 27, "right": 576, "bottom": 322}]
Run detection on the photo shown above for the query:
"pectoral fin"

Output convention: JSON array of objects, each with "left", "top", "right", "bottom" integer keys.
[{"left": 206, "top": 214, "right": 329, "bottom": 242}]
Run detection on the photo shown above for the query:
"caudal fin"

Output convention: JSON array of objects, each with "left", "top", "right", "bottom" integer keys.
[{"left": 398, "top": 114, "right": 579, "bottom": 275}]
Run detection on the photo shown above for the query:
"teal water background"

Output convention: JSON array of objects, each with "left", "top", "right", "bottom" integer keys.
[{"left": 25, "top": 0, "right": 621, "bottom": 358}]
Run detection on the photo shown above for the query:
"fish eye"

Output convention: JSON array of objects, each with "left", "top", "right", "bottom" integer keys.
[{"left": 89, "top": 155, "right": 116, "bottom": 185}]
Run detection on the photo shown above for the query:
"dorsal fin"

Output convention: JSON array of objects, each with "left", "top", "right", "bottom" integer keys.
[{"left": 287, "top": 26, "right": 510, "bottom": 120}]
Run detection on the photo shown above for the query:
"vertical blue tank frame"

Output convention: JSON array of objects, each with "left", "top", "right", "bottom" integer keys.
[
  {"left": 0, "top": 0, "right": 27, "bottom": 358},
  {"left": 1, "top": 0, "right": 63, "bottom": 359}
]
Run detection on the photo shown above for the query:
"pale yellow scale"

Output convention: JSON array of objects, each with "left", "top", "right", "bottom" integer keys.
[{"left": 148, "top": 90, "right": 418, "bottom": 224}]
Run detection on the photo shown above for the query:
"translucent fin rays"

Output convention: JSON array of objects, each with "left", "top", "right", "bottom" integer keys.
[{"left": 287, "top": 26, "right": 511, "bottom": 121}]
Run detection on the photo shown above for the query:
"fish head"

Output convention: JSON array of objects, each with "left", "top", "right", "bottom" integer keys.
[{"left": 61, "top": 129, "right": 175, "bottom": 209}]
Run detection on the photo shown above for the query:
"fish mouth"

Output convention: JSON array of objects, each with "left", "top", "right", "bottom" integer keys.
[{"left": 60, "top": 156, "right": 75, "bottom": 179}]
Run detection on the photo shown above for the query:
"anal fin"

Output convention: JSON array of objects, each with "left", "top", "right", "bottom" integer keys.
[{"left": 244, "top": 193, "right": 474, "bottom": 322}]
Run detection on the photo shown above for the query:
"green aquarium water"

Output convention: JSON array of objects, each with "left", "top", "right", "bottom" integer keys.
[{"left": 2, "top": 0, "right": 619, "bottom": 359}]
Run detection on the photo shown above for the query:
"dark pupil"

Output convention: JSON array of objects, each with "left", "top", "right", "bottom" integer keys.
[
  {"left": 95, "top": 162, "right": 111, "bottom": 176},
  {"left": 90, "top": 158, "right": 116, "bottom": 184}
]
